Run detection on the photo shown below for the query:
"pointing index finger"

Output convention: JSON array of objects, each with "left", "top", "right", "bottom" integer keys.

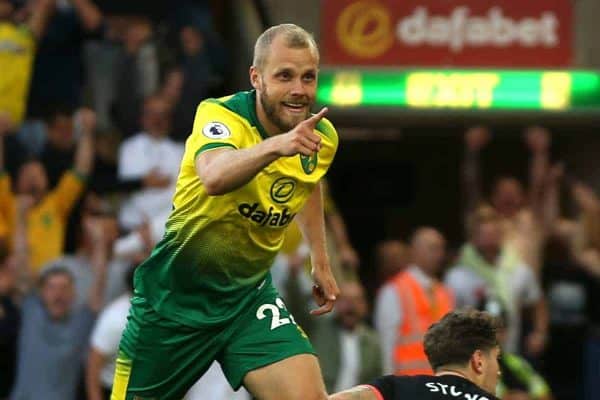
[{"left": 304, "top": 107, "right": 328, "bottom": 128}]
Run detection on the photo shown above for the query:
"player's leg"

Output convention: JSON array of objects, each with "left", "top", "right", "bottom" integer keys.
[
  {"left": 110, "top": 296, "right": 223, "bottom": 400},
  {"left": 243, "top": 354, "right": 328, "bottom": 400},
  {"left": 218, "top": 277, "right": 327, "bottom": 400}
]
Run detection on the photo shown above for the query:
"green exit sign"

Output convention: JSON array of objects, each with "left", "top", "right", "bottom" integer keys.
[{"left": 317, "top": 69, "right": 600, "bottom": 110}]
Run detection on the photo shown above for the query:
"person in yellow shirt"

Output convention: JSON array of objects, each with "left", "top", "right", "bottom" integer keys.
[
  {"left": 0, "top": 0, "right": 54, "bottom": 128},
  {"left": 0, "top": 108, "right": 95, "bottom": 275}
]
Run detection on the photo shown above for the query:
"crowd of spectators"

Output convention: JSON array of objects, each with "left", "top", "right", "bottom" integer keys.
[
  {"left": 274, "top": 126, "right": 600, "bottom": 400},
  {"left": 0, "top": 1, "right": 598, "bottom": 400},
  {"left": 0, "top": 1, "right": 229, "bottom": 399}
]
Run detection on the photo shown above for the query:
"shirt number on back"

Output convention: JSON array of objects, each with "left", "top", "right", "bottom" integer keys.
[{"left": 256, "top": 298, "right": 297, "bottom": 330}]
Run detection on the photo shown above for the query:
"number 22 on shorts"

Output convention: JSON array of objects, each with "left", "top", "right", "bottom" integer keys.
[{"left": 256, "top": 298, "right": 297, "bottom": 330}]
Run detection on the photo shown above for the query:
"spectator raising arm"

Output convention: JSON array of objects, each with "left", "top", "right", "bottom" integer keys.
[
  {"left": 462, "top": 126, "right": 490, "bottom": 229},
  {"left": 526, "top": 297, "right": 550, "bottom": 357},
  {"left": 73, "top": 108, "right": 96, "bottom": 177},
  {"left": 86, "top": 346, "right": 107, "bottom": 400},
  {"left": 84, "top": 217, "right": 109, "bottom": 313},
  {"left": 50, "top": 108, "right": 95, "bottom": 223},
  {"left": 71, "top": 0, "right": 103, "bottom": 31},
  {"left": 570, "top": 182, "right": 600, "bottom": 278},
  {"left": 526, "top": 127, "right": 551, "bottom": 210},
  {"left": 25, "top": 0, "right": 55, "bottom": 40},
  {"left": 13, "top": 195, "right": 34, "bottom": 293},
  {"left": 525, "top": 127, "right": 563, "bottom": 236}
]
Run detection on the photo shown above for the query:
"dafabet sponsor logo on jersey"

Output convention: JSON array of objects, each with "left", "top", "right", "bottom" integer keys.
[{"left": 238, "top": 177, "right": 298, "bottom": 227}]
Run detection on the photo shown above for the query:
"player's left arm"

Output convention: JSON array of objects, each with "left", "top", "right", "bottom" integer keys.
[
  {"left": 296, "top": 181, "right": 339, "bottom": 316},
  {"left": 329, "top": 385, "right": 382, "bottom": 400}
]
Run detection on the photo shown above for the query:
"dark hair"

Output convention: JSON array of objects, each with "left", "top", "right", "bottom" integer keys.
[
  {"left": 39, "top": 266, "right": 74, "bottom": 287},
  {"left": 424, "top": 310, "right": 499, "bottom": 371},
  {"left": 42, "top": 103, "right": 75, "bottom": 125},
  {"left": 19, "top": 155, "right": 43, "bottom": 168}
]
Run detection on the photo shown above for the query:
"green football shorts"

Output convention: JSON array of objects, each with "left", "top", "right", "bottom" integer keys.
[{"left": 110, "top": 279, "right": 315, "bottom": 400}]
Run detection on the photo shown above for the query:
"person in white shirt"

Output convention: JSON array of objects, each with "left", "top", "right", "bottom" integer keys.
[
  {"left": 374, "top": 227, "right": 454, "bottom": 375},
  {"left": 114, "top": 95, "right": 184, "bottom": 258},
  {"left": 86, "top": 267, "right": 136, "bottom": 400}
]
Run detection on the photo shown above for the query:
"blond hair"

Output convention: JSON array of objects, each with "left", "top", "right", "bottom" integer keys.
[{"left": 253, "top": 24, "right": 319, "bottom": 70}]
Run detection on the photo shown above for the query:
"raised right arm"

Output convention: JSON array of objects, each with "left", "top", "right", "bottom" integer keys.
[
  {"left": 195, "top": 140, "right": 282, "bottom": 195},
  {"left": 195, "top": 108, "right": 327, "bottom": 195}
]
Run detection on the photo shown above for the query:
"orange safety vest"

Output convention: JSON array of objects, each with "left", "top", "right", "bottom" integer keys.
[{"left": 392, "top": 270, "right": 454, "bottom": 376}]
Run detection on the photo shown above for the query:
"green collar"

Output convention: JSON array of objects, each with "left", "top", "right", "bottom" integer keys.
[{"left": 247, "top": 90, "right": 270, "bottom": 139}]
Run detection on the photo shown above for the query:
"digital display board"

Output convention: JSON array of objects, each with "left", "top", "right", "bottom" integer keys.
[{"left": 317, "top": 70, "right": 600, "bottom": 110}]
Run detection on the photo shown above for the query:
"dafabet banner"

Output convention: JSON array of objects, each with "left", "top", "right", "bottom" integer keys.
[{"left": 322, "top": 0, "right": 572, "bottom": 67}]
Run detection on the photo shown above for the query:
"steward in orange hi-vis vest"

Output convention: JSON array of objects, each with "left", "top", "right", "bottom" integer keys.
[{"left": 392, "top": 270, "right": 453, "bottom": 376}]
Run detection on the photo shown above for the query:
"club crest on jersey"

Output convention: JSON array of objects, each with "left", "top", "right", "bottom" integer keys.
[
  {"left": 270, "top": 177, "right": 296, "bottom": 204},
  {"left": 300, "top": 153, "right": 318, "bottom": 174},
  {"left": 202, "top": 122, "right": 231, "bottom": 139}
]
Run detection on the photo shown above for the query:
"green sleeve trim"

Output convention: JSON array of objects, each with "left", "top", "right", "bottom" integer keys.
[
  {"left": 194, "top": 142, "right": 237, "bottom": 159},
  {"left": 70, "top": 169, "right": 89, "bottom": 183},
  {"left": 204, "top": 98, "right": 223, "bottom": 106},
  {"left": 203, "top": 92, "right": 269, "bottom": 140},
  {"left": 316, "top": 118, "right": 339, "bottom": 144}
]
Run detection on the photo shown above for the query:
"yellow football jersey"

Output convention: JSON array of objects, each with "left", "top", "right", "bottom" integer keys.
[
  {"left": 0, "top": 23, "right": 35, "bottom": 126},
  {"left": 135, "top": 90, "right": 338, "bottom": 326},
  {"left": 0, "top": 170, "right": 85, "bottom": 273}
]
